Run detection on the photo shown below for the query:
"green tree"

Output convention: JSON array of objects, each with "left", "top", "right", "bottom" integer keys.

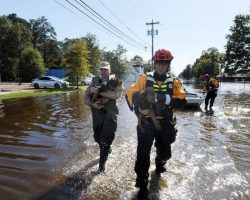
[
  {"left": 179, "top": 64, "right": 193, "bottom": 79},
  {"left": 130, "top": 55, "right": 144, "bottom": 65},
  {"left": 63, "top": 39, "right": 89, "bottom": 88},
  {"left": 224, "top": 14, "right": 250, "bottom": 75},
  {"left": 101, "top": 44, "right": 129, "bottom": 79},
  {"left": 61, "top": 38, "right": 78, "bottom": 52},
  {"left": 7, "top": 13, "right": 30, "bottom": 29},
  {"left": 44, "top": 39, "right": 62, "bottom": 68},
  {"left": 193, "top": 47, "right": 224, "bottom": 79},
  {"left": 18, "top": 46, "right": 44, "bottom": 82},
  {"left": 0, "top": 15, "right": 33, "bottom": 81},
  {"left": 83, "top": 33, "right": 101, "bottom": 75},
  {"left": 30, "top": 16, "right": 57, "bottom": 68}
]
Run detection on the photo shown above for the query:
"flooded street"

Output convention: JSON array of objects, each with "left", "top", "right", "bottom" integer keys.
[{"left": 0, "top": 82, "right": 249, "bottom": 200}]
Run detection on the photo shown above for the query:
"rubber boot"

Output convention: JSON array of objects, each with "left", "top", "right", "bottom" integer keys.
[
  {"left": 98, "top": 143, "right": 110, "bottom": 173},
  {"left": 155, "top": 157, "right": 166, "bottom": 175},
  {"left": 135, "top": 174, "right": 149, "bottom": 199},
  {"left": 204, "top": 106, "right": 208, "bottom": 112}
]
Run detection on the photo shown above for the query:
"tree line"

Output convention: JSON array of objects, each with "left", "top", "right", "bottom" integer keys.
[
  {"left": 0, "top": 14, "right": 131, "bottom": 83},
  {"left": 179, "top": 14, "right": 250, "bottom": 80},
  {"left": 2, "top": 13, "right": 248, "bottom": 83}
]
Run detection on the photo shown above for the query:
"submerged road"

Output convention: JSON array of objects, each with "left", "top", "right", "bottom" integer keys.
[{"left": 0, "top": 82, "right": 249, "bottom": 200}]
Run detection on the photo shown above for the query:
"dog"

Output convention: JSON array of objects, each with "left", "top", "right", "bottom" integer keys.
[
  {"left": 91, "top": 77, "right": 123, "bottom": 105},
  {"left": 132, "top": 87, "right": 161, "bottom": 132}
]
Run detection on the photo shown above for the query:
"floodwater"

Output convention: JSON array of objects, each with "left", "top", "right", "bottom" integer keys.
[{"left": 0, "top": 82, "right": 249, "bottom": 200}]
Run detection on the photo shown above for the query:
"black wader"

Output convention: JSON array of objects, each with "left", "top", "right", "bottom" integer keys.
[
  {"left": 205, "top": 78, "right": 218, "bottom": 110},
  {"left": 91, "top": 76, "right": 118, "bottom": 173},
  {"left": 205, "top": 91, "right": 217, "bottom": 109},
  {"left": 135, "top": 117, "right": 176, "bottom": 189},
  {"left": 135, "top": 72, "right": 179, "bottom": 191}
]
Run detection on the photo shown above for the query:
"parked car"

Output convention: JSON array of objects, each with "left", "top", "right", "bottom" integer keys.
[
  {"left": 81, "top": 73, "right": 95, "bottom": 85},
  {"left": 31, "top": 76, "right": 69, "bottom": 89}
]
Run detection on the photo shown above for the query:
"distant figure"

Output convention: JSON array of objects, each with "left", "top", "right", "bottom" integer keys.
[
  {"left": 126, "top": 49, "right": 187, "bottom": 198},
  {"left": 202, "top": 74, "right": 219, "bottom": 112},
  {"left": 84, "top": 61, "right": 124, "bottom": 173}
]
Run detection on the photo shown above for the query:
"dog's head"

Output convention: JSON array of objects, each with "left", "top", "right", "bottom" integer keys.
[
  {"left": 108, "top": 77, "right": 122, "bottom": 87},
  {"left": 104, "top": 77, "right": 123, "bottom": 91},
  {"left": 141, "top": 87, "right": 157, "bottom": 103}
]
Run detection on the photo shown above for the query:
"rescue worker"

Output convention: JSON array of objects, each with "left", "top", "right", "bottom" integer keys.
[
  {"left": 202, "top": 74, "right": 219, "bottom": 112},
  {"left": 126, "top": 49, "right": 187, "bottom": 197},
  {"left": 84, "top": 61, "right": 124, "bottom": 173}
]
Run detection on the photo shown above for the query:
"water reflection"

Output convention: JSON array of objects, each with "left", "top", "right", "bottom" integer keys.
[
  {"left": 0, "top": 91, "right": 93, "bottom": 199},
  {"left": 0, "top": 100, "right": 5, "bottom": 118},
  {"left": 0, "top": 83, "right": 249, "bottom": 200}
]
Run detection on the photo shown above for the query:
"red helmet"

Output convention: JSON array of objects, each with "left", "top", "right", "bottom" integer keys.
[
  {"left": 203, "top": 74, "right": 210, "bottom": 79},
  {"left": 153, "top": 49, "right": 173, "bottom": 61}
]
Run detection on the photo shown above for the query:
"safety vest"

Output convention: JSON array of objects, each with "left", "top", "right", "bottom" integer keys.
[
  {"left": 146, "top": 72, "right": 174, "bottom": 95},
  {"left": 209, "top": 78, "right": 219, "bottom": 88},
  {"left": 206, "top": 78, "right": 219, "bottom": 91},
  {"left": 145, "top": 72, "right": 174, "bottom": 118}
]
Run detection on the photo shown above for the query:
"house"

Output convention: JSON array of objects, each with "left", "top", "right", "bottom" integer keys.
[
  {"left": 126, "top": 64, "right": 144, "bottom": 82},
  {"left": 45, "top": 67, "right": 66, "bottom": 79},
  {"left": 216, "top": 73, "right": 250, "bottom": 82}
]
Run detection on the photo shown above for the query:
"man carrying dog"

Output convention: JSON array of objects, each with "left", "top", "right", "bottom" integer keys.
[
  {"left": 84, "top": 61, "right": 123, "bottom": 173},
  {"left": 126, "top": 49, "right": 187, "bottom": 197}
]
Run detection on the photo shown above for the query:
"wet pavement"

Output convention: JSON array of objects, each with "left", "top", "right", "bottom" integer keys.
[
  {"left": 0, "top": 83, "right": 33, "bottom": 94},
  {"left": 0, "top": 82, "right": 249, "bottom": 200}
]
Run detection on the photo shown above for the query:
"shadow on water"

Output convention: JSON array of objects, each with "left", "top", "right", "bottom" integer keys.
[
  {"left": 36, "top": 159, "right": 99, "bottom": 200},
  {"left": 148, "top": 172, "right": 161, "bottom": 200},
  {"left": 0, "top": 90, "right": 95, "bottom": 200}
]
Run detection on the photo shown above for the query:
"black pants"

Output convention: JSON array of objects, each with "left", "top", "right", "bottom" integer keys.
[
  {"left": 92, "top": 110, "right": 117, "bottom": 171},
  {"left": 135, "top": 118, "right": 176, "bottom": 185},
  {"left": 92, "top": 111, "right": 117, "bottom": 146},
  {"left": 205, "top": 91, "right": 217, "bottom": 108}
]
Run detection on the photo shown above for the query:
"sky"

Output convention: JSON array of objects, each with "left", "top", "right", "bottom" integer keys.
[{"left": 0, "top": 0, "right": 249, "bottom": 75}]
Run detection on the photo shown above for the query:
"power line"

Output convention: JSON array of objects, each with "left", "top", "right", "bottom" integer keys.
[
  {"left": 127, "top": 0, "right": 148, "bottom": 23},
  {"left": 54, "top": 0, "right": 115, "bottom": 39},
  {"left": 144, "top": 0, "right": 160, "bottom": 21},
  {"left": 64, "top": 0, "right": 145, "bottom": 50},
  {"left": 54, "top": 0, "right": 79, "bottom": 16},
  {"left": 74, "top": 0, "right": 147, "bottom": 49},
  {"left": 97, "top": 0, "right": 149, "bottom": 47}
]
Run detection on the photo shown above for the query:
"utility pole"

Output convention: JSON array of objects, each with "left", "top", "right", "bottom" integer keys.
[{"left": 146, "top": 20, "right": 159, "bottom": 70}]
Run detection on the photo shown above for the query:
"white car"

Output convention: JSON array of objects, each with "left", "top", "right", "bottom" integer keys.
[
  {"left": 31, "top": 76, "right": 69, "bottom": 89},
  {"left": 81, "top": 73, "right": 95, "bottom": 85}
]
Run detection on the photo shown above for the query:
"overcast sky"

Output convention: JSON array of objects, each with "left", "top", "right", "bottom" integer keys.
[{"left": 1, "top": 0, "right": 249, "bottom": 75}]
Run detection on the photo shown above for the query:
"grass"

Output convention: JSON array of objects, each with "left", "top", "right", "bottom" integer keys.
[{"left": 0, "top": 86, "right": 88, "bottom": 101}]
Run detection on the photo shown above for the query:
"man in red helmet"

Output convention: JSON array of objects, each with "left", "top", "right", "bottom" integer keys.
[
  {"left": 202, "top": 74, "right": 219, "bottom": 112},
  {"left": 126, "top": 49, "right": 187, "bottom": 198}
]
